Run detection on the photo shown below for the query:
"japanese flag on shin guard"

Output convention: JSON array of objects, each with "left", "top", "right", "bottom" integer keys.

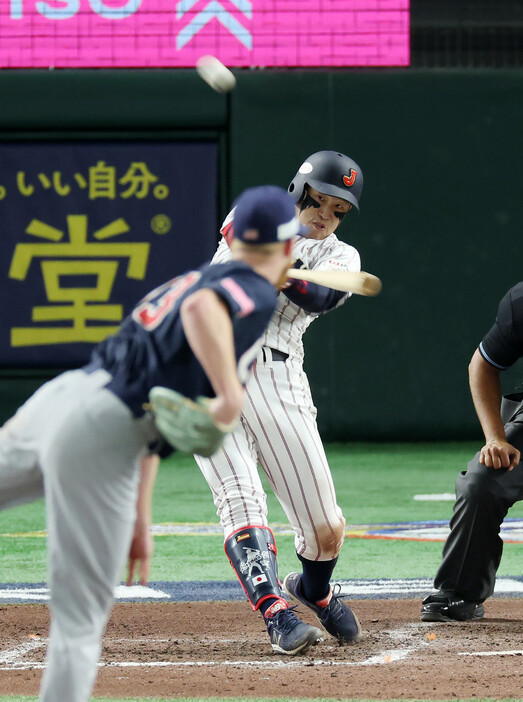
[{"left": 225, "top": 526, "right": 282, "bottom": 610}]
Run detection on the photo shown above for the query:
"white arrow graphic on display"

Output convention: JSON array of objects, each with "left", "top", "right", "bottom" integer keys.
[
  {"left": 176, "top": 0, "right": 252, "bottom": 17},
  {"left": 176, "top": 0, "right": 252, "bottom": 49}
]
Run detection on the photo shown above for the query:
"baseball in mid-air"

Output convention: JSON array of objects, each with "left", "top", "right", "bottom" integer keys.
[{"left": 196, "top": 55, "right": 236, "bottom": 94}]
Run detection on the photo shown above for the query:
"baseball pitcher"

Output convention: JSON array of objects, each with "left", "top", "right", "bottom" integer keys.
[{"left": 0, "top": 185, "right": 298, "bottom": 702}]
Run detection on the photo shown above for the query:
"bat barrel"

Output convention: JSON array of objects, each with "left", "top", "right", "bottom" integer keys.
[{"left": 361, "top": 274, "right": 382, "bottom": 296}]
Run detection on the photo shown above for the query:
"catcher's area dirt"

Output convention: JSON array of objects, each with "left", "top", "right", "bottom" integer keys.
[{"left": 0, "top": 599, "right": 521, "bottom": 699}]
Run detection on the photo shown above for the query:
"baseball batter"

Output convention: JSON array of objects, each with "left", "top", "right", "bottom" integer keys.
[
  {"left": 195, "top": 151, "right": 365, "bottom": 654},
  {"left": 0, "top": 186, "right": 297, "bottom": 702}
]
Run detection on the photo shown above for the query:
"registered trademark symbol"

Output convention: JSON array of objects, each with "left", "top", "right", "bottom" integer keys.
[{"left": 151, "top": 214, "right": 171, "bottom": 235}]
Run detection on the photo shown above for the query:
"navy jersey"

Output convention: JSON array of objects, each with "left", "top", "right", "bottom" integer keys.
[
  {"left": 86, "top": 260, "right": 278, "bottom": 416},
  {"left": 479, "top": 282, "right": 523, "bottom": 370}
]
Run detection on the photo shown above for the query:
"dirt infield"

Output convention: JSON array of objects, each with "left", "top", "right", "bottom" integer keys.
[{"left": 0, "top": 599, "right": 521, "bottom": 699}]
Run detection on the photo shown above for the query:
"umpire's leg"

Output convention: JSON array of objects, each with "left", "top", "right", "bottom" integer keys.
[{"left": 434, "top": 394, "right": 523, "bottom": 603}]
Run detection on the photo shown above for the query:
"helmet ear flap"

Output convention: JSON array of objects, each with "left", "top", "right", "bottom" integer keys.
[
  {"left": 287, "top": 179, "right": 304, "bottom": 205},
  {"left": 288, "top": 178, "right": 313, "bottom": 209},
  {"left": 295, "top": 184, "right": 307, "bottom": 207}
]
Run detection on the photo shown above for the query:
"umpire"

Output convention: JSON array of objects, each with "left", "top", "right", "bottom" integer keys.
[{"left": 421, "top": 281, "right": 523, "bottom": 621}]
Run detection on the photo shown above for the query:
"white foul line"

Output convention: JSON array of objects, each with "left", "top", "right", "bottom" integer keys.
[
  {"left": 0, "top": 653, "right": 415, "bottom": 671},
  {"left": 459, "top": 650, "right": 523, "bottom": 657},
  {"left": 0, "top": 625, "right": 430, "bottom": 671}
]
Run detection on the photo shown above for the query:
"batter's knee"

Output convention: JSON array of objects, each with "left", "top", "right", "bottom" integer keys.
[
  {"left": 299, "top": 515, "right": 346, "bottom": 561},
  {"left": 320, "top": 516, "right": 346, "bottom": 558}
]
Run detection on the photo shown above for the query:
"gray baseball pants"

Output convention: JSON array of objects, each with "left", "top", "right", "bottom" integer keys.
[
  {"left": 434, "top": 392, "right": 523, "bottom": 603},
  {"left": 0, "top": 368, "right": 158, "bottom": 702}
]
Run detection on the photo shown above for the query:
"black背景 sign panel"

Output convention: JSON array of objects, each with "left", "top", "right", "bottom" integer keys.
[{"left": 0, "top": 141, "right": 218, "bottom": 367}]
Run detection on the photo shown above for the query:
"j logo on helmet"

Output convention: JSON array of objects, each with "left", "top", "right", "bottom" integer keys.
[{"left": 343, "top": 170, "right": 357, "bottom": 187}]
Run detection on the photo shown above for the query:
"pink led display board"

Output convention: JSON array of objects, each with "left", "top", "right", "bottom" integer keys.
[{"left": 0, "top": 1, "right": 410, "bottom": 69}]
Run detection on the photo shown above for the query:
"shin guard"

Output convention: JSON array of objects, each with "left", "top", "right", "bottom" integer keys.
[{"left": 225, "top": 526, "right": 281, "bottom": 610}]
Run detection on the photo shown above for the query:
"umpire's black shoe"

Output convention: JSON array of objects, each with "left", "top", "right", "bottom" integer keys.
[
  {"left": 265, "top": 602, "right": 323, "bottom": 655},
  {"left": 283, "top": 572, "right": 361, "bottom": 643},
  {"left": 420, "top": 592, "right": 484, "bottom": 622}
]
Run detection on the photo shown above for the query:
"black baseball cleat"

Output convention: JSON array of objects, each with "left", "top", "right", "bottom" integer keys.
[
  {"left": 283, "top": 572, "right": 362, "bottom": 643},
  {"left": 420, "top": 592, "right": 485, "bottom": 622},
  {"left": 265, "top": 605, "right": 323, "bottom": 655}
]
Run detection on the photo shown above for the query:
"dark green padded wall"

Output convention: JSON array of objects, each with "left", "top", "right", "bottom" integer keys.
[
  {"left": 0, "top": 69, "right": 521, "bottom": 439},
  {"left": 229, "top": 70, "right": 522, "bottom": 440},
  {"left": 0, "top": 70, "right": 227, "bottom": 129}
]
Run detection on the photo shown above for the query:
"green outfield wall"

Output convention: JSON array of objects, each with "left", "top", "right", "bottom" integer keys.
[{"left": 0, "top": 69, "right": 521, "bottom": 440}]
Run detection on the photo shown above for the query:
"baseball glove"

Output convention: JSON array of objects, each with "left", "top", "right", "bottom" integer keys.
[{"left": 147, "top": 386, "right": 236, "bottom": 457}]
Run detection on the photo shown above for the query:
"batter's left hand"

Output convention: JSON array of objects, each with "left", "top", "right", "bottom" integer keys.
[{"left": 126, "top": 519, "right": 154, "bottom": 586}]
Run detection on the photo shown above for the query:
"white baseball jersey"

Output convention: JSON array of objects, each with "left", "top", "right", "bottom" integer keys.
[
  {"left": 212, "top": 235, "right": 360, "bottom": 364},
  {"left": 195, "top": 233, "right": 360, "bottom": 561}
]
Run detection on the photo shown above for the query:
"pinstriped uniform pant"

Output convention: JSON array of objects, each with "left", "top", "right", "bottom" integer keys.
[{"left": 195, "top": 351, "right": 345, "bottom": 561}]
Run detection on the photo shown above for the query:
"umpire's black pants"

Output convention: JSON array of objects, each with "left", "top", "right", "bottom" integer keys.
[{"left": 434, "top": 392, "right": 523, "bottom": 603}]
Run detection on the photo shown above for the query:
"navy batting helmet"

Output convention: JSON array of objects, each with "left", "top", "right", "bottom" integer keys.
[{"left": 288, "top": 150, "right": 363, "bottom": 211}]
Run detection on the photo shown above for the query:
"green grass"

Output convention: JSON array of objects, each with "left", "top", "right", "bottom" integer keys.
[
  {"left": 1, "top": 444, "right": 521, "bottom": 702},
  {"left": 0, "top": 442, "right": 521, "bottom": 583}
]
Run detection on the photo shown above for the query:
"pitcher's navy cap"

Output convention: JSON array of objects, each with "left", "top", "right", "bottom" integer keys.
[{"left": 232, "top": 185, "right": 308, "bottom": 244}]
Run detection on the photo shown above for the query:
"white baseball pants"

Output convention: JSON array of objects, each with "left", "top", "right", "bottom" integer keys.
[{"left": 195, "top": 351, "right": 346, "bottom": 561}]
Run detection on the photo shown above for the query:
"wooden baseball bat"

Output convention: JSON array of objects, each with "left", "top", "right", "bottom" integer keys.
[{"left": 286, "top": 268, "right": 382, "bottom": 296}]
